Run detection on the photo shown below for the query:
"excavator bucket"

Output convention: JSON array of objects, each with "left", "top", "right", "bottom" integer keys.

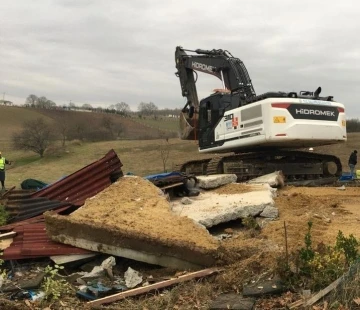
[{"left": 180, "top": 112, "right": 199, "bottom": 140}]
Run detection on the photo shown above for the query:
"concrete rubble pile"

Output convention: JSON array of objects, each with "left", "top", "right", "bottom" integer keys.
[
  {"left": 44, "top": 176, "right": 219, "bottom": 270},
  {"left": 44, "top": 171, "right": 281, "bottom": 270}
]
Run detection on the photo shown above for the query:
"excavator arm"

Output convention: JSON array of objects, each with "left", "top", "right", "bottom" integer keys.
[{"left": 175, "top": 46, "right": 256, "bottom": 116}]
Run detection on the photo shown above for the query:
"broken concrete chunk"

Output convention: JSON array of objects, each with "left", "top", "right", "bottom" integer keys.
[
  {"left": 171, "top": 189, "right": 276, "bottom": 228},
  {"left": 210, "top": 293, "right": 255, "bottom": 310},
  {"left": 247, "top": 171, "right": 285, "bottom": 188},
  {"left": 18, "top": 272, "right": 46, "bottom": 290},
  {"left": 80, "top": 256, "right": 116, "bottom": 281},
  {"left": 259, "top": 206, "right": 279, "bottom": 219},
  {"left": 243, "top": 279, "right": 287, "bottom": 297},
  {"left": 181, "top": 197, "right": 193, "bottom": 205},
  {"left": 197, "top": 174, "right": 237, "bottom": 189},
  {"left": 124, "top": 267, "right": 143, "bottom": 289},
  {"left": 45, "top": 176, "right": 219, "bottom": 270}
]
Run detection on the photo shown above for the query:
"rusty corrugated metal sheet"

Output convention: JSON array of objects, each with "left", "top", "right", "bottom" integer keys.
[
  {"left": 0, "top": 149, "right": 123, "bottom": 260},
  {"left": 0, "top": 205, "right": 72, "bottom": 232},
  {"left": 1, "top": 223, "right": 92, "bottom": 260},
  {"left": 32, "top": 149, "right": 123, "bottom": 206},
  {"left": 3, "top": 189, "right": 72, "bottom": 223}
]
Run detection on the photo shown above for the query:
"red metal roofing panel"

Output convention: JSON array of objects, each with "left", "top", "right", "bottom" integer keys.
[
  {"left": 32, "top": 149, "right": 123, "bottom": 206},
  {"left": 0, "top": 205, "right": 72, "bottom": 231},
  {"left": 0, "top": 223, "right": 92, "bottom": 260}
]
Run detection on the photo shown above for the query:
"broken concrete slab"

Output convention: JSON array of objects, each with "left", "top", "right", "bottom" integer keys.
[
  {"left": 259, "top": 206, "right": 279, "bottom": 219},
  {"left": 2, "top": 272, "right": 46, "bottom": 292},
  {"left": 50, "top": 254, "right": 97, "bottom": 265},
  {"left": 171, "top": 184, "right": 277, "bottom": 228},
  {"left": 242, "top": 279, "right": 287, "bottom": 297},
  {"left": 247, "top": 171, "right": 284, "bottom": 188},
  {"left": 197, "top": 174, "right": 237, "bottom": 189},
  {"left": 44, "top": 176, "right": 219, "bottom": 270},
  {"left": 210, "top": 293, "right": 255, "bottom": 310}
]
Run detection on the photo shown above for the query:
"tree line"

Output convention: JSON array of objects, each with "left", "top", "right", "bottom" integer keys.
[{"left": 24, "top": 94, "right": 180, "bottom": 117}]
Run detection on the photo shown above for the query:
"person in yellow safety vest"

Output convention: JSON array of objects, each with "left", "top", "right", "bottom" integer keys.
[{"left": 0, "top": 151, "right": 12, "bottom": 191}]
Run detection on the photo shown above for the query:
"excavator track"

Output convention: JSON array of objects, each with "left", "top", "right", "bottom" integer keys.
[{"left": 175, "top": 150, "right": 342, "bottom": 184}]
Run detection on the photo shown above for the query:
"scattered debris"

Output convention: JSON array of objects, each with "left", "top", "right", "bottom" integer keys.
[
  {"left": 243, "top": 279, "right": 287, "bottom": 297},
  {"left": 50, "top": 253, "right": 97, "bottom": 265},
  {"left": 180, "top": 197, "right": 193, "bottom": 205},
  {"left": 247, "top": 171, "right": 285, "bottom": 188},
  {"left": 259, "top": 206, "right": 279, "bottom": 219},
  {"left": 124, "top": 267, "right": 143, "bottom": 289},
  {"left": 196, "top": 174, "right": 237, "bottom": 189},
  {"left": 87, "top": 267, "right": 221, "bottom": 306},
  {"left": 171, "top": 184, "right": 277, "bottom": 228},
  {"left": 80, "top": 256, "right": 116, "bottom": 282},
  {"left": 336, "top": 185, "right": 346, "bottom": 190},
  {"left": 44, "top": 176, "right": 219, "bottom": 270},
  {"left": 210, "top": 293, "right": 255, "bottom": 310}
]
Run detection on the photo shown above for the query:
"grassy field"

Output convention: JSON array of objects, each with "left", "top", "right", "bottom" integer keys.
[
  {"left": 3, "top": 138, "right": 210, "bottom": 188},
  {"left": 0, "top": 106, "right": 180, "bottom": 144},
  {"left": 1, "top": 103, "right": 359, "bottom": 188},
  {"left": 2, "top": 132, "right": 359, "bottom": 189},
  {"left": 131, "top": 116, "right": 179, "bottom": 132}
]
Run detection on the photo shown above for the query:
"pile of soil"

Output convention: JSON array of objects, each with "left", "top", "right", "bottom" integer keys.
[
  {"left": 45, "top": 176, "right": 219, "bottom": 265},
  {"left": 211, "top": 183, "right": 264, "bottom": 195}
]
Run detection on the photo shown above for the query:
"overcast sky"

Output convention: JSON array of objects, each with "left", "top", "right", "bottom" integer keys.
[{"left": 1, "top": 0, "right": 360, "bottom": 116}]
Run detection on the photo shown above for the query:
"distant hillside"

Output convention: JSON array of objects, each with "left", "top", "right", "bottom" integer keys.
[
  {"left": 0, "top": 106, "right": 178, "bottom": 142},
  {"left": 0, "top": 106, "right": 54, "bottom": 141}
]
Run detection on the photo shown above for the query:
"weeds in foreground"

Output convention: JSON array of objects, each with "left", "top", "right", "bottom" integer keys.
[
  {"left": 0, "top": 205, "right": 9, "bottom": 226},
  {"left": 41, "top": 265, "right": 72, "bottom": 301},
  {"left": 277, "top": 221, "right": 360, "bottom": 291}
]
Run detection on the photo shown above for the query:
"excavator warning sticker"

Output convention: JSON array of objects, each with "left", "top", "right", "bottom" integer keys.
[{"left": 273, "top": 116, "right": 286, "bottom": 123}]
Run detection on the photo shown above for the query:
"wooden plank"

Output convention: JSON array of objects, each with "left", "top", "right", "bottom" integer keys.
[
  {"left": 287, "top": 299, "right": 304, "bottom": 309},
  {"left": 303, "top": 275, "right": 345, "bottom": 307},
  {"left": 159, "top": 182, "right": 184, "bottom": 190},
  {"left": 0, "top": 231, "right": 16, "bottom": 240},
  {"left": 87, "top": 267, "right": 220, "bottom": 306}
]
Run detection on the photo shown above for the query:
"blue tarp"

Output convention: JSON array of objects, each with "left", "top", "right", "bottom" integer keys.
[{"left": 144, "top": 172, "right": 183, "bottom": 180}]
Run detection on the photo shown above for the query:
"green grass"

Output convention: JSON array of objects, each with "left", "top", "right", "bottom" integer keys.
[
  {"left": 131, "top": 116, "right": 180, "bottom": 132},
  {"left": 3, "top": 138, "right": 209, "bottom": 188}
]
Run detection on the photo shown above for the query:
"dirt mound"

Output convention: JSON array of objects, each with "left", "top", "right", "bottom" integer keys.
[
  {"left": 45, "top": 176, "right": 219, "bottom": 267},
  {"left": 211, "top": 183, "right": 263, "bottom": 195}
]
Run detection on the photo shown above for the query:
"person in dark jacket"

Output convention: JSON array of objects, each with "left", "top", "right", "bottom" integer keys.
[
  {"left": 348, "top": 150, "right": 358, "bottom": 179},
  {"left": 0, "top": 151, "right": 12, "bottom": 191}
]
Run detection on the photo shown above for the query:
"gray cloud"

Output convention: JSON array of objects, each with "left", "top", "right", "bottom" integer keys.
[{"left": 1, "top": 0, "right": 360, "bottom": 116}]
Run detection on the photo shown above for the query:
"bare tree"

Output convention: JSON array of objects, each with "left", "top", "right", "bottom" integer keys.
[
  {"left": 115, "top": 102, "right": 131, "bottom": 115},
  {"left": 12, "top": 118, "right": 55, "bottom": 157},
  {"left": 114, "top": 123, "right": 125, "bottom": 138},
  {"left": 54, "top": 114, "right": 69, "bottom": 147},
  {"left": 138, "top": 102, "right": 158, "bottom": 115},
  {"left": 82, "top": 103, "right": 93, "bottom": 110},
  {"left": 159, "top": 140, "right": 171, "bottom": 172},
  {"left": 101, "top": 115, "right": 114, "bottom": 138},
  {"left": 25, "top": 94, "right": 38, "bottom": 107}
]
